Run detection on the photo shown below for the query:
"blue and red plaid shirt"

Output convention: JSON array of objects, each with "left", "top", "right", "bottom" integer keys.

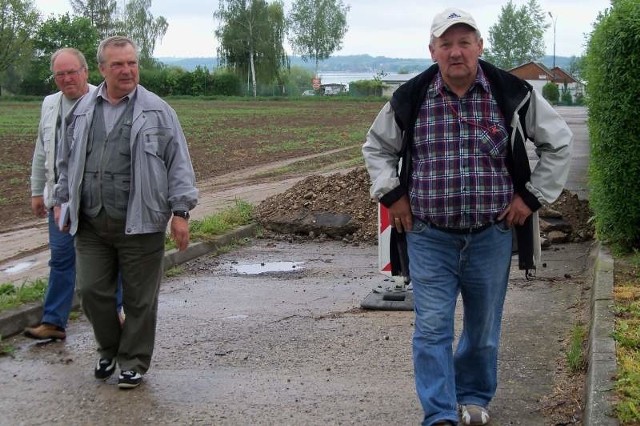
[{"left": 410, "top": 66, "right": 513, "bottom": 229}]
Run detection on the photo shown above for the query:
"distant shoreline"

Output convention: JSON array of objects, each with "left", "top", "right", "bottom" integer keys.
[{"left": 157, "top": 54, "right": 574, "bottom": 74}]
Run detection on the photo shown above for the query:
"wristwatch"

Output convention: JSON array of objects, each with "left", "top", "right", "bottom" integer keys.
[{"left": 173, "top": 210, "right": 190, "bottom": 220}]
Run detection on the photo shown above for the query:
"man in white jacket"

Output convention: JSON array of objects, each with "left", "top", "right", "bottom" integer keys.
[
  {"left": 25, "top": 48, "right": 93, "bottom": 340},
  {"left": 362, "top": 8, "right": 572, "bottom": 425}
]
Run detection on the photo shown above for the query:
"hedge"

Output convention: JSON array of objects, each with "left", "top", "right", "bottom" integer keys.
[{"left": 585, "top": 0, "right": 640, "bottom": 251}]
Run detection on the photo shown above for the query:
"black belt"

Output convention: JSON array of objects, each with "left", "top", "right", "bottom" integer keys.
[{"left": 428, "top": 221, "right": 494, "bottom": 234}]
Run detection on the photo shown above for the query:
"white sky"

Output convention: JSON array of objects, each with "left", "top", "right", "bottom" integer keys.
[{"left": 33, "top": 0, "right": 609, "bottom": 59}]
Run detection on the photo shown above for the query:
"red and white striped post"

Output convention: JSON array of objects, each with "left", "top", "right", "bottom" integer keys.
[{"left": 378, "top": 203, "right": 392, "bottom": 276}]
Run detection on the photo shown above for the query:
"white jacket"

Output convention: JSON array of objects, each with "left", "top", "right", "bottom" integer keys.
[{"left": 30, "top": 85, "right": 96, "bottom": 208}]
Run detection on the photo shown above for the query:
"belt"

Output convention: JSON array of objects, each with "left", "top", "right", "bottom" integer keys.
[{"left": 428, "top": 221, "right": 494, "bottom": 234}]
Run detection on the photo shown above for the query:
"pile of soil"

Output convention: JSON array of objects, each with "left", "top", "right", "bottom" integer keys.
[
  {"left": 254, "top": 167, "right": 594, "bottom": 245},
  {"left": 254, "top": 167, "right": 378, "bottom": 243}
]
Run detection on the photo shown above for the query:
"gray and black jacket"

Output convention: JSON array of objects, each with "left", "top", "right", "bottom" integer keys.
[{"left": 363, "top": 59, "right": 573, "bottom": 273}]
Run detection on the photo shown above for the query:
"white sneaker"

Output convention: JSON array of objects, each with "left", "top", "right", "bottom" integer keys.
[
  {"left": 459, "top": 404, "right": 490, "bottom": 425},
  {"left": 118, "top": 370, "right": 143, "bottom": 389}
]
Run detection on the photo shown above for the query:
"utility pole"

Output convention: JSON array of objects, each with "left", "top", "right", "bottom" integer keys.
[{"left": 548, "top": 12, "right": 557, "bottom": 79}]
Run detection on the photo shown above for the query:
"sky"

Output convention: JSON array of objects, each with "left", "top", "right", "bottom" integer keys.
[{"left": 33, "top": 0, "right": 609, "bottom": 59}]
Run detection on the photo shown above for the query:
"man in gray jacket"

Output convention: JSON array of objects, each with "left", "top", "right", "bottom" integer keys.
[
  {"left": 55, "top": 36, "right": 198, "bottom": 389},
  {"left": 25, "top": 48, "right": 93, "bottom": 341}
]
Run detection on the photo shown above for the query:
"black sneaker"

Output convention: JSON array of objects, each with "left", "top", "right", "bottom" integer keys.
[
  {"left": 94, "top": 358, "right": 116, "bottom": 379},
  {"left": 118, "top": 370, "right": 143, "bottom": 389}
]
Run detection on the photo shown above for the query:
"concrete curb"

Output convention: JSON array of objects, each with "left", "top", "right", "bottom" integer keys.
[
  {"left": 584, "top": 242, "right": 619, "bottom": 425},
  {"left": 0, "top": 223, "right": 259, "bottom": 340},
  {"left": 163, "top": 223, "right": 258, "bottom": 271}
]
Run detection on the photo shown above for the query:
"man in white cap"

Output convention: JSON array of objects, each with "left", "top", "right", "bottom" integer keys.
[{"left": 363, "top": 7, "right": 572, "bottom": 425}]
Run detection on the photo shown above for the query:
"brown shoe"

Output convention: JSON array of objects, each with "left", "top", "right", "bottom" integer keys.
[{"left": 24, "top": 323, "right": 66, "bottom": 340}]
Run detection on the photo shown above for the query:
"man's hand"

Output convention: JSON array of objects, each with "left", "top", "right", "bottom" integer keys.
[
  {"left": 170, "top": 216, "right": 190, "bottom": 251},
  {"left": 31, "top": 196, "right": 47, "bottom": 218},
  {"left": 388, "top": 194, "right": 413, "bottom": 233},
  {"left": 52, "top": 205, "right": 70, "bottom": 232},
  {"left": 498, "top": 193, "right": 533, "bottom": 227}
]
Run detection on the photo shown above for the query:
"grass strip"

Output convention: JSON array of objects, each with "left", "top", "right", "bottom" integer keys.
[
  {"left": 567, "top": 323, "right": 587, "bottom": 373},
  {"left": 165, "top": 200, "right": 254, "bottom": 249},
  {"left": 0, "top": 279, "right": 47, "bottom": 312},
  {"left": 613, "top": 252, "right": 640, "bottom": 424},
  {"left": 0, "top": 201, "right": 255, "bottom": 315}
]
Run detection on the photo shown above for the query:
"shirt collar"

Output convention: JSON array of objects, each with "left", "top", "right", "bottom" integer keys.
[
  {"left": 428, "top": 63, "right": 491, "bottom": 98},
  {"left": 97, "top": 85, "right": 136, "bottom": 105}
]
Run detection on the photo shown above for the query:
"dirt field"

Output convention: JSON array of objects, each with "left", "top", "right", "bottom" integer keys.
[{"left": 0, "top": 99, "right": 385, "bottom": 229}]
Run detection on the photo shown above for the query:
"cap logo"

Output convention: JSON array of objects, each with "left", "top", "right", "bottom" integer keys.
[{"left": 447, "top": 13, "right": 462, "bottom": 19}]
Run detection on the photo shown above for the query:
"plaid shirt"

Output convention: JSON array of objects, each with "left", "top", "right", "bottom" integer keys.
[{"left": 410, "top": 66, "right": 513, "bottom": 229}]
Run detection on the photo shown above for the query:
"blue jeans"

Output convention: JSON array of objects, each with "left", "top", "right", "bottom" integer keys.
[
  {"left": 406, "top": 220, "right": 513, "bottom": 426},
  {"left": 42, "top": 213, "right": 123, "bottom": 328},
  {"left": 42, "top": 212, "right": 76, "bottom": 328}
]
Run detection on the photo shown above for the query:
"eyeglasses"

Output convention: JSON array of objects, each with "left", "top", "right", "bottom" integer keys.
[{"left": 53, "top": 69, "right": 83, "bottom": 79}]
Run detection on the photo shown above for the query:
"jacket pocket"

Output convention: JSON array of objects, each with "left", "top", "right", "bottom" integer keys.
[
  {"left": 141, "top": 128, "right": 170, "bottom": 212},
  {"left": 118, "top": 123, "right": 132, "bottom": 158},
  {"left": 114, "top": 175, "right": 131, "bottom": 210}
]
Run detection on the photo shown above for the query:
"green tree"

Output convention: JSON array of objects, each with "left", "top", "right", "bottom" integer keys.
[
  {"left": 34, "top": 13, "right": 100, "bottom": 68},
  {"left": 0, "top": 0, "right": 39, "bottom": 95},
  {"left": 262, "top": 1, "right": 289, "bottom": 94},
  {"left": 117, "top": 0, "right": 168, "bottom": 68},
  {"left": 287, "top": 0, "right": 350, "bottom": 76},
  {"left": 484, "top": 0, "right": 548, "bottom": 70},
  {"left": 70, "top": 0, "right": 119, "bottom": 38},
  {"left": 20, "top": 13, "right": 100, "bottom": 95},
  {"left": 215, "top": 0, "right": 288, "bottom": 97}
]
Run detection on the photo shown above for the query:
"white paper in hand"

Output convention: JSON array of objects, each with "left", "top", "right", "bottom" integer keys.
[{"left": 58, "top": 202, "right": 70, "bottom": 231}]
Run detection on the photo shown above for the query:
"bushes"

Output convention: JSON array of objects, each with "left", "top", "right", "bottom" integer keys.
[
  {"left": 542, "top": 82, "right": 559, "bottom": 104},
  {"left": 585, "top": 0, "right": 640, "bottom": 251},
  {"left": 137, "top": 66, "right": 241, "bottom": 97},
  {"left": 560, "top": 87, "right": 573, "bottom": 106},
  {"left": 349, "top": 79, "right": 384, "bottom": 97}
]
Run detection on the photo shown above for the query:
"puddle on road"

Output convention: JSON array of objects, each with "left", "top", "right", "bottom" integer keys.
[
  {"left": 230, "top": 261, "right": 304, "bottom": 275},
  {"left": 2, "top": 259, "right": 37, "bottom": 275}
]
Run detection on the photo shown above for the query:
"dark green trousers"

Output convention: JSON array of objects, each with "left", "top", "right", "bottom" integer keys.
[{"left": 75, "top": 210, "right": 165, "bottom": 374}]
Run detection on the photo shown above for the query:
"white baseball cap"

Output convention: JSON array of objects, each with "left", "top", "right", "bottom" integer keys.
[{"left": 431, "top": 8, "right": 479, "bottom": 38}]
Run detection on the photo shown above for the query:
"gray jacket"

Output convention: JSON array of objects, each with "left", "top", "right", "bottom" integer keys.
[{"left": 55, "top": 83, "right": 198, "bottom": 235}]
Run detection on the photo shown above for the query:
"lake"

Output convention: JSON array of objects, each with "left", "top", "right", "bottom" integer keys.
[{"left": 316, "top": 71, "right": 378, "bottom": 85}]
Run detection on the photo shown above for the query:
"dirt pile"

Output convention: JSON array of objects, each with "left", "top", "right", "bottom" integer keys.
[
  {"left": 254, "top": 167, "right": 378, "bottom": 243},
  {"left": 253, "top": 167, "right": 594, "bottom": 245}
]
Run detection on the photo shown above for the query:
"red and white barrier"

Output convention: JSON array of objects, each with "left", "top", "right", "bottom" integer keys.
[{"left": 378, "top": 203, "right": 392, "bottom": 276}]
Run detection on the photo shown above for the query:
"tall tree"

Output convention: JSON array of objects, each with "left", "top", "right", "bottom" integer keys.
[
  {"left": 287, "top": 0, "right": 350, "bottom": 76},
  {"left": 35, "top": 13, "right": 100, "bottom": 68},
  {"left": 70, "top": 0, "right": 118, "bottom": 38},
  {"left": 215, "top": 0, "right": 287, "bottom": 97},
  {"left": 261, "top": 1, "right": 289, "bottom": 92},
  {"left": 0, "top": 0, "right": 40, "bottom": 95},
  {"left": 483, "top": 0, "right": 548, "bottom": 70},
  {"left": 118, "top": 0, "right": 168, "bottom": 68},
  {"left": 20, "top": 13, "right": 101, "bottom": 95}
]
